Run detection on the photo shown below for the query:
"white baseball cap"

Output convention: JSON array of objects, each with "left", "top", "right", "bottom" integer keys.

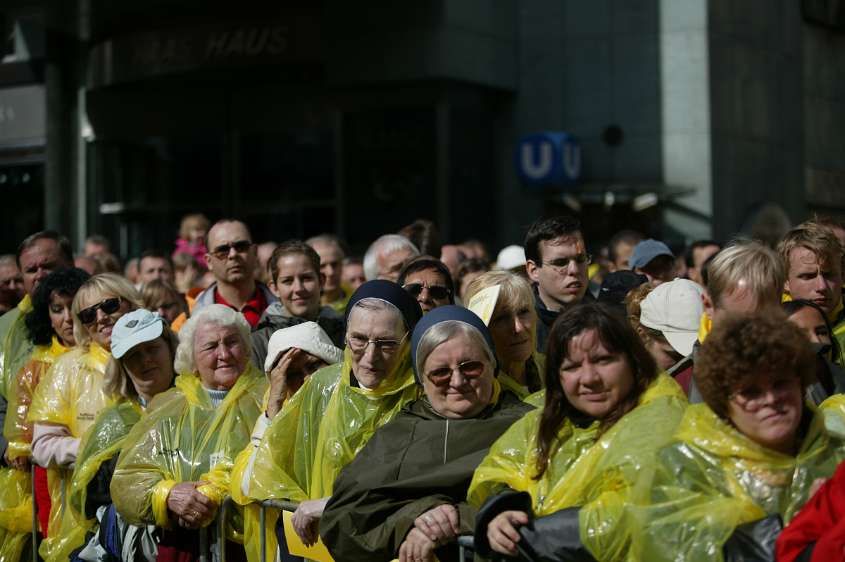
[
  {"left": 640, "top": 278, "right": 703, "bottom": 356},
  {"left": 111, "top": 309, "right": 165, "bottom": 359},
  {"left": 264, "top": 321, "right": 343, "bottom": 373},
  {"left": 496, "top": 245, "right": 526, "bottom": 271}
]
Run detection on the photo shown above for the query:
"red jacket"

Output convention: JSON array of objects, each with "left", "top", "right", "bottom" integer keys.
[{"left": 777, "top": 459, "right": 845, "bottom": 562}]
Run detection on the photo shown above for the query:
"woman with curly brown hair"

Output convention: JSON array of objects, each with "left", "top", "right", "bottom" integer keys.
[
  {"left": 631, "top": 312, "right": 845, "bottom": 562},
  {"left": 467, "top": 302, "right": 687, "bottom": 561}
]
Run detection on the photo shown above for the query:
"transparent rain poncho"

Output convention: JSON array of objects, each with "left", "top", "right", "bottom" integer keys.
[
  {"left": 41, "top": 400, "right": 142, "bottom": 562},
  {"left": 27, "top": 343, "right": 114, "bottom": 559},
  {"left": 231, "top": 345, "right": 420, "bottom": 562},
  {"left": 0, "top": 337, "right": 69, "bottom": 561},
  {"left": 627, "top": 402, "right": 845, "bottom": 562},
  {"left": 0, "top": 295, "right": 33, "bottom": 399},
  {"left": 4, "top": 337, "right": 69, "bottom": 460},
  {"left": 111, "top": 364, "right": 266, "bottom": 538},
  {"left": 467, "top": 373, "right": 688, "bottom": 561},
  {"left": 497, "top": 352, "right": 545, "bottom": 400}
]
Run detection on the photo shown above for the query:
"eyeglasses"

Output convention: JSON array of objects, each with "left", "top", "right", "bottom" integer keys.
[
  {"left": 542, "top": 254, "right": 592, "bottom": 271},
  {"left": 730, "top": 377, "right": 799, "bottom": 411},
  {"left": 403, "top": 282, "right": 452, "bottom": 301},
  {"left": 425, "top": 360, "right": 486, "bottom": 386},
  {"left": 78, "top": 297, "right": 122, "bottom": 325},
  {"left": 346, "top": 332, "right": 408, "bottom": 354},
  {"left": 209, "top": 240, "right": 253, "bottom": 260}
]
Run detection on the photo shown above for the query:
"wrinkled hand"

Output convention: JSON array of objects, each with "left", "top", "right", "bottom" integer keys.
[
  {"left": 167, "top": 481, "right": 217, "bottom": 529},
  {"left": 414, "top": 504, "right": 460, "bottom": 545},
  {"left": 267, "top": 349, "right": 301, "bottom": 418},
  {"left": 487, "top": 510, "right": 529, "bottom": 556},
  {"left": 291, "top": 497, "right": 329, "bottom": 547},
  {"left": 399, "top": 528, "right": 437, "bottom": 562}
]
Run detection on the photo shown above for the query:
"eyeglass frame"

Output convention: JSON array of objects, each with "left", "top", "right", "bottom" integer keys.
[
  {"left": 346, "top": 331, "right": 409, "bottom": 355},
  {"left": 424, "top": 359, "right": 488, "bottom": 386},
  {"left": 402, "top": 281, "right": 452, "bottom": 301},
  {"left": 208, "top": 240, "right": 254, "bottom": 261},
  {"left": 538, "top": 253, "right": 592, "bottom": 272}
]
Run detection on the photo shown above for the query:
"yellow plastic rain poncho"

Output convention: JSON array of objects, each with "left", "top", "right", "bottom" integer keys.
[
  {"left": 111, "top": 364, "right": 266, "bottom": 536},
  {"left": 467, "top": 373, "right": 688, "bottom": 561},
  {"left": 27, "top": 342, "right": 114, "bottom": 559},
  {"left": 628, "top": 402, "right": 845, "bottom": 562},
  {"left": 497, "top": 353, "right": 545, "bottom": 400},
  {"left": 0, "top": 295, "right": 34, "bottom": 398},
  {"left": 231, "top": 345, "right": 421, "bottom": 562},
  {"left": 0, "top": 337, "right": 68, "bottom": 562},
  {"left": 43, "top": 400, "right": 142, "bottom": 562},
  {"left": 4, "top": 337, "right": 69, "bottom": 460}
]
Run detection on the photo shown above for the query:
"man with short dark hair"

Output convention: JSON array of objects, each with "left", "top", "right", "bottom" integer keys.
[
  {"left": 607, "top": 229, "right": 644, "bottom": 272},
  {"left": 250, "top": 240, "right": 344, "bottom": 368},
  {"left": 192, "top": 219, "right": 276, "bottom": 327},
  {"left": 524, "top": 216, "right": 591, "bottom": 352},
  {"left": 685, "top": 240, "right": 721, "bottom": 287},
  {"left": 138, "top": 250, "right": 175, "bottom": 286},
  {"left": 0, "top": 231, "right": 74, "bottom": 462}
]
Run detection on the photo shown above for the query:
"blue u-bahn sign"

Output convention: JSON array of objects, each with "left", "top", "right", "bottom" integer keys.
[{"left": 516, "top": 132, "right": 581, "bottom": 186}]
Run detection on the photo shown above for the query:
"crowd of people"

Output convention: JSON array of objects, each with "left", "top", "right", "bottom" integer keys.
[{"left": 0, "top": 212, "right": 844, "bottom": 562}]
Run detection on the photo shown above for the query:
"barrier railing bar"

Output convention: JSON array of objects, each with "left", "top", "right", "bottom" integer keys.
[
  {"left": 458, "top": 535, "right": 474, "bottom": 562},
  {"left": 199, "top": 526, "right": 209, "bottom": 562},
  {"left": 31, "top": 463, "right": 37, "bottom": 562}
]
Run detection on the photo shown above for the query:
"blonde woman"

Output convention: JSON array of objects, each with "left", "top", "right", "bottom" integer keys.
[
  {"left": 28, "top": 273, "right": 142, "bottom": 558},
  {"left": 463, "top": 271, "right": 545, "bottom": 399}
]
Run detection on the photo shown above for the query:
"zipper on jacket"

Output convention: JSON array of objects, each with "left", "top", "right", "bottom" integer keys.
[{"left": 443, "top": 418, "right": 449, "bottom": 464}]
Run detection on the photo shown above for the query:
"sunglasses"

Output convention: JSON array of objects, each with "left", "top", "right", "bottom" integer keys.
[
  {"left": 425, "top": 360, "right": 486, "bottom": 386},
  {"left": 78, "top": 297, "right": 122, "bottom": 325},
  {"left": 209, "top": 240, "right": 253, "bottom": 260},
  {"left": 403, "top": 282, "right": 451, "bottom": 301}
]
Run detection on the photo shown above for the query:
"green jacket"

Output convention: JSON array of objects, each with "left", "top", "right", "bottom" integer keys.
[
  {"left": 0, "top": 297, "right": 33, "bottom": 399},
  {"left": 320, "top": 390, "right": 532, "bottom": 562}
]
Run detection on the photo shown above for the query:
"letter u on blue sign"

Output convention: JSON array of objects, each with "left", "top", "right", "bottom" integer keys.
[{"left": 516, "top": 132, "right": 581, "bottom": 186}]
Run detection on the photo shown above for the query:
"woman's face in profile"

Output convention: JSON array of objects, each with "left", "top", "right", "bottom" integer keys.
[{"left": 558, "top": 328, "right": 634, "bottom": 420}]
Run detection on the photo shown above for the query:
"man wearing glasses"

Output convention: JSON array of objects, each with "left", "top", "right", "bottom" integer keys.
[
  {"left": 524, "top": 216, "right": 592, "bottom": 352},
  {"left": 192, "top": 219, "right": 277, "bottom": 328}
]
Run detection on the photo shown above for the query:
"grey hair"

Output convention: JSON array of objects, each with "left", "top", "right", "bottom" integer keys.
[
  {"left": 415, "top": 320, "right": 496, "bottom": 379},
  {"left": 346, "top": 297, "right": 405, "bottom": 338},
  {"left": 363, "top": 234, "right": 420, "bottom": 280},
  {"left": 174, "top": 304, "right": 252, "bottom": 375}
]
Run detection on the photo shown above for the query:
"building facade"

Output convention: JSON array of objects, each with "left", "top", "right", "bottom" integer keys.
[{"left": 0, "top": 0, "right": 843, "bottom": 257}]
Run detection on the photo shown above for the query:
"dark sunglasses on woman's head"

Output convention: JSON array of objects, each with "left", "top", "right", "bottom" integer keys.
[
  {"left": 78, "top": 297, "right": 122, "bottom": 325},
  {"left": 403, "top": 282, "right": 451, "bottom": 301}
]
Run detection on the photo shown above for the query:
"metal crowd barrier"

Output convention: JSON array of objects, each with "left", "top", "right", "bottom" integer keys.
[
  {"left": 30, "top": 463, "right": 37, "bottom": 562},
  {"left": 28, "top": 463, "right": 68, "bottom": 562},
  {"left": 205, "top": 496, "right": 297, "bottom": 562},
  {"left": 457, "top": 535, "right": 475, "bottom": 562},
  {"left": 259, "top": 498, "right": 300, "bottom": 562}
]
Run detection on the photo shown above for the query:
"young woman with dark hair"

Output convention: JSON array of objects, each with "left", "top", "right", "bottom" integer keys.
[{"left": 468, "top": 302, "right": 687, "bottom": 561}]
